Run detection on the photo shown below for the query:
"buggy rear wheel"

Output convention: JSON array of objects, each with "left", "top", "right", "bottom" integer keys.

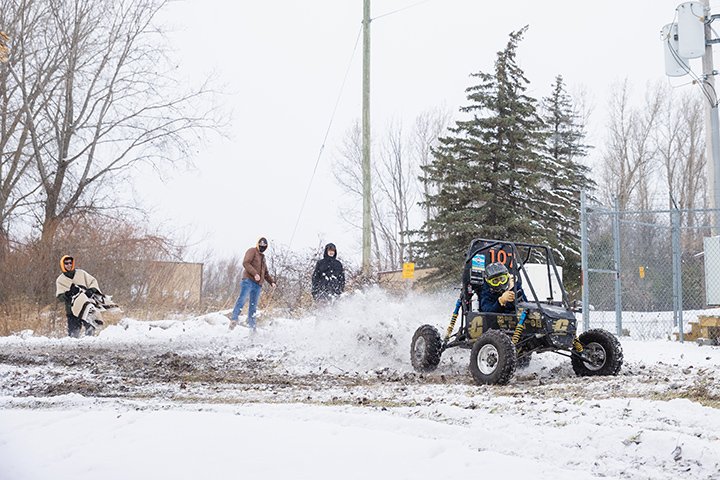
[
  {"left": 469, "top": 330, "right": 516, "bottom": 385},
  {"left": 572, "top": 329, "right": 623, "bottom": 376},
  {"left": 410, "top": 325, "right": 442, "bottom": 372}
]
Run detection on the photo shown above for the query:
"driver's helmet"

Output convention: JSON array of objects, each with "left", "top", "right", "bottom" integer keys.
[{"left": 484, "top": 262, "right": 510, "bottom": 293}]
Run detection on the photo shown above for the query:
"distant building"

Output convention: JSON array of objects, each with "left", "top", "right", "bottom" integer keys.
[{"left": 377, "top": 267, "right": 435, "bottom": 291}]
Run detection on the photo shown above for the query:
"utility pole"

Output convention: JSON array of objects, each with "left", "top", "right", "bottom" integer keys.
[
  {"left": 665, "top": 1, "right": 720, "bottom": 232},
  {"left": 702, "top": 0, "right": 720, "bottom": 234},
  {"left": 362, "top": 0, "right": 372, "bottom": 276}
]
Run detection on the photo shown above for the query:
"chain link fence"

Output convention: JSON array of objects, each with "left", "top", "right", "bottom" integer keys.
[{"left": 581, "top": 193, "right": 720, "bottom": 340}]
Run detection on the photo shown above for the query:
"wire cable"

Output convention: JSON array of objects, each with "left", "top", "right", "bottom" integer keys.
[
  {"left": 287, "top": 25, "right": 362, "bottom": 249},
  {"left": 663, "top": 20, "right": 718, "bottom": 106},
  {"left": 711, "top": 24, "right": 720, "bottom": 39},
  {"left": 288, "top": 1, "right": 435, "bottom": 250},
  {"left": 372, "top": 0, "right": 433, "bottom": 21},
  {"left": 661, "top": 11, "right": 715, "bottom": 104}
]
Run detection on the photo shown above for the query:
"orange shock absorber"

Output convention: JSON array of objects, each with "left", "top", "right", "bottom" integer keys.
[
  {"left": 512, "top": 310, "right": 528, "bottom": 345},
  {"left": 445, "top": 298, "right": 462, "bottom": 342},
  {"left": 573, "top": 338, "right": 584, "bottom": 352}
]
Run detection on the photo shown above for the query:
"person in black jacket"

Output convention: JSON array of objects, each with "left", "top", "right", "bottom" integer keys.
[
  {"left": 311, "top": 243, "right": 345, "bottom": 302},
  {"left": 480, "top": 262, "right": 526, "bottom": 313}
]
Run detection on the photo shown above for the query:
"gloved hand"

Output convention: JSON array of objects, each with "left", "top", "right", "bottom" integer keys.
[
  {"left": 85, "top": 287, "right": 98, "bottom": 296},
  {"left": 498, "top": 290, "right": 515, "bottom": 306},
  {"left": 68, "top": 284, "right": 80, "bottom": 297}
]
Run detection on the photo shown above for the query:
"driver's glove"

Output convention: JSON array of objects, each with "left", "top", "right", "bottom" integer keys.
[{"left": 499, "top": 290, "right": 515, "bottom": 306}]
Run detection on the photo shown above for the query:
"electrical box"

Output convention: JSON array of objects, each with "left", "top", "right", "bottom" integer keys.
[
  {"left": 662, "top": 23, "right": 689, "bottom": 77},
  {"left": 704, "top": 236, "right": 720, "bottom": 306},
  {"left": 677, "top": 1, "right": 706, "bottom": 59}
]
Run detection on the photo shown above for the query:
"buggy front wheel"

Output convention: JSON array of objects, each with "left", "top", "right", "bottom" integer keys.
[
  {"left": 469, "top": 330, "right": 517, "bottom": 385},
  {"left": 571, "top": 329, "right": 623, "bottom": 376},
  {"left": 410, "top": 325, "right": 442, "bottom": 372}
]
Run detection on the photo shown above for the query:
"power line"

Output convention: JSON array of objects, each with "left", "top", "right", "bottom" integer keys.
[
  {"left": 288, "top": 25, "right": 363, "bottom": 249},
  {"left": 288, "top": 0, "right": 433, "bottom": 253},
  {"left": 372, "top": 0, "right": 432, "bottom": 21}
]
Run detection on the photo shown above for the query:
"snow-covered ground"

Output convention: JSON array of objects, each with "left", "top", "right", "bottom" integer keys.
[{"left": 1, "top": 288, "right": 719, "bottom": 480}]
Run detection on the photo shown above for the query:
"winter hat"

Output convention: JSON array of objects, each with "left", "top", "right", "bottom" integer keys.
[
  {"left": 257, "top": 237, "right": 268, "bottom": 252},
  {"left": 60, "top": 255, "right": 75, "bottom": 273}
]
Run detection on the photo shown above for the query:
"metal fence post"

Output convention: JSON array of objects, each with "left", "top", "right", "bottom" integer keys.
[
  {"left": 671, "top": 208, "right": 684, "bottom": 342},
  {"left": 581, "top": 190, "right": 590, "bottom": 331},
  {"left": 671, "top": 209, "right": 679, "bottom": 329},
  {"left": 613, "top": 197, "right": 622, "bottom": 336},
  {"left": 583, "top": 203, "right": 718, "bottom": 340}
]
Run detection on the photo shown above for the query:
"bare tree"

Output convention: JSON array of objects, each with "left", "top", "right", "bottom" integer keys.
[
  {"left": 602, "top": 80, "right": 707, "bottom": 226},
  {"left": 412, "top": 106, "right": 451, "bottom": 226},
  {"left": 657, "top": 89, "right": 707, "bottom": 249},
  {"left": 658, "top": 91, "right": 706, "bottom": 212},
  {"left": 0, "top": 1, "right": 53, "bottom": 257},
  {"left": 375, "top": 121, "right": 412, "bottom": 266},
  {"left": 601, "top": 80, "right": 662, "bottom": 210},
  {"left": 334, "top": 121, "right": 364, "bottom": 199},
  {"left": 1, "top": 0, "right": 217, "bottom": 259},
  {"left": 334, "top": 120, "right": 389, "bottom": 269},
  {"left": 334, "top": 112, "right": 446, "bottom": 271}
]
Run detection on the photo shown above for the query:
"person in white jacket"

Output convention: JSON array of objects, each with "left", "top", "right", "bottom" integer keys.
[{"left": 55, "top": 255, "right": 101, "bottom": 337}]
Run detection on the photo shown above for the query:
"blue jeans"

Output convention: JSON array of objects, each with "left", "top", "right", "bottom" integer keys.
[{"left": 230, "top": 278, "right": 262, "bottom": 327}]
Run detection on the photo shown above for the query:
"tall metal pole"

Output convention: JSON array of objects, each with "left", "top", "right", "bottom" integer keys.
[
  {"left": 671, "top": 207, "right": 685, "bottom": 342},
  {"left": 702, "top": 0, "right": 720, "bottom": 234},
  {"left": 580, "top": 190, "right": 590, "bottom": 331},
  {"left": 362, "top": 0, "right": 372, "bottom": 276},
  {"left": 612, "top": 197, "right": 623, "bottom": 336}
]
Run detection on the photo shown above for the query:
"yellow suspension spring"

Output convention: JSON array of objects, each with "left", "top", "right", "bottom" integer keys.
[
  {"left": 511, "top": 310, "right": 528, "bottom": 345},
  {"left": 445, "top": 313, "right": 458, "bottom": 340},
  {"left": 445, "top": 299, "right": 462, "bottom": 342},
  {"left": 511, "top": 322, "right": 525, "bottom": 345},
  {"left": 573, "top": 338, "right": 584, "bottom": 352}
]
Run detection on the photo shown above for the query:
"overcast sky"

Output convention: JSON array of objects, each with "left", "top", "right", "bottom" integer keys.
[{"left": 139, "top": 0, "right": 720, "bottom": 265}]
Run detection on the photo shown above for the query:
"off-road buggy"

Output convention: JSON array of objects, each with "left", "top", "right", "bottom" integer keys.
[{"left": 410, "top": 238, "right": 623, "bottom": 385}]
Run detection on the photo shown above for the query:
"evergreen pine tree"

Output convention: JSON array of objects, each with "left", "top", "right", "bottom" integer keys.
[
  {"left": 417, "top": 27, "right": 547, "bottom": 284},
  {"left": 540, "top": 75, "right": 594, "bottom": 290}
]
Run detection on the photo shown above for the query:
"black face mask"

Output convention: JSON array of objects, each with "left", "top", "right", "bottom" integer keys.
[{"left": 258, "top": 245, "right": 267, "bottom": 253}]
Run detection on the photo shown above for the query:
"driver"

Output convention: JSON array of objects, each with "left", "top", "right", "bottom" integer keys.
[{"left": 480, "top": 262, "right": 525, "bottom": 313}]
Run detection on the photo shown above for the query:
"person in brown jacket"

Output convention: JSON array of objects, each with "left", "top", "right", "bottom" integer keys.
[{"left": 229, "top": 237, "right": 276, "bottom": 331}]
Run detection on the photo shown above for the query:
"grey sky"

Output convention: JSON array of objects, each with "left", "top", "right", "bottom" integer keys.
[{"left": 141, "top": 0, "right": 716, "bottom": 264}]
